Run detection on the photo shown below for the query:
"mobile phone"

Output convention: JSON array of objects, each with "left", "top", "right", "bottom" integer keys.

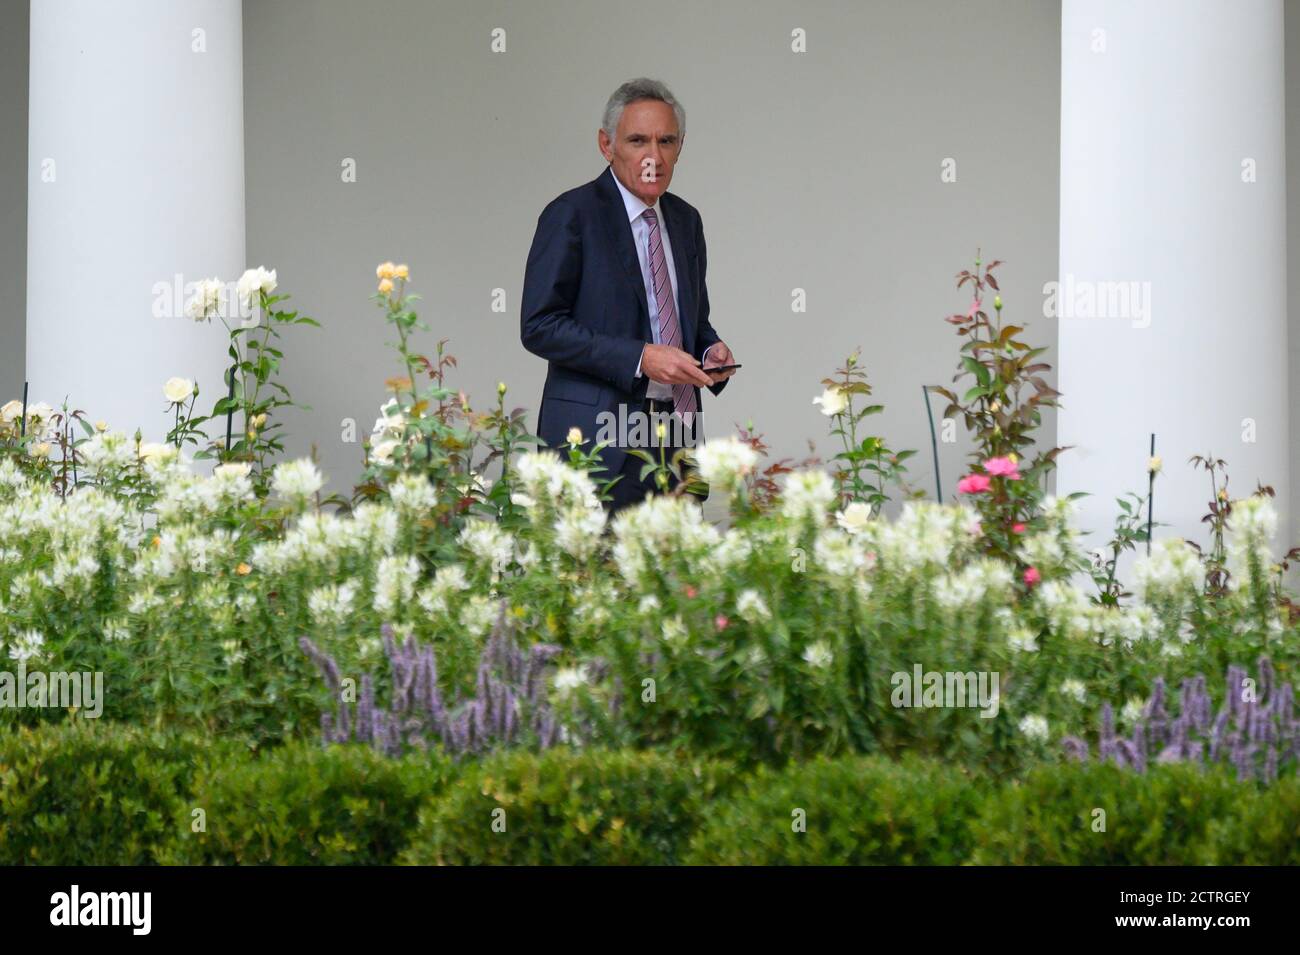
[{"left": 704, "top": 363, "right": 742, "bottom": 374}]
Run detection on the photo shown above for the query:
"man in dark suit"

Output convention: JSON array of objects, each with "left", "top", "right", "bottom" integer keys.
[{"left": 521, "top": 78, "right": 737, "bottom": 516}]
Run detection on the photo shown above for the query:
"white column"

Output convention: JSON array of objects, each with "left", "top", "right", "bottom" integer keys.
[
  {"left": 1057, "top": 0, "right": 1288, "bottom": 557},
  {"left": 27, "top": 0, "right": 245, "bottom": 441}
]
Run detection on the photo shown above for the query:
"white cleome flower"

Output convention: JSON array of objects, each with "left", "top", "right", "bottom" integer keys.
[
  {"left": 553, "top": 505, "right": 608, "bottom": 561},
  {"left": 693, "top": 436, "right": 758, "bottom": 490},
  {"left": 272, "top": 458, "right": 324, "bottom": 503},
  {"left": 553, "top": 664, "right": 590, "bottom": 699},
  {"left": 780, "top": 469, "right": 836, "bottom": 525},
  {"left": 1059, "top": 679, "right": 1087, "bottom": 704},
  {"left": 387, "top": 473, "right": 437, "bottom": 516},
  {"left": 1018, "top": 714, "right": 1049, "bottom": 742},
  {"left": 1225, "top": 495, "right": 1278, "bottom": 591},
  {"left": 802, "top": 640, "right": 833, "bottom": 669},
  {"left": 8, "top": 629, "right": 46, "bottom": 663},
  {"left": 736, "top": 588, "right": 770, "bottom": 623},
  {"left": 308, "top": 580, "right": 358, "bottom": 628},
  {"left": 458, "top": 519, "right": 515, "bottom": 573}
]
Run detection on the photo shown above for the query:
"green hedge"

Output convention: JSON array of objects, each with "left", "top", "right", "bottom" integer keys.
[
  {"left": 4, "top": 722, "right": 1298, "bottom": 865},
  {"left": 165, "top": 741, "right": 450, "bottom": 865},
  {"left": 0, "top": 722, "right": 217, "bottom": 865},
  {"left": 399, "top": 748, "right": 736, "bottom": 865},
  {"left": 972, "top": 761, "right": 1247, "bottom": 865},
  {"left": 686, "top": 755, "right": 985, "bottom": 864}
]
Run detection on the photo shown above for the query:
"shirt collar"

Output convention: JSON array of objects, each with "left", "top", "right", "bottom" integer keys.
[{"left": 608, "top": 166, "right": 663, "bottom": 224}]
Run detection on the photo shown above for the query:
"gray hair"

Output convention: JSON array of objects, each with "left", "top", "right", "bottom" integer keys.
[{"left": 601, "top": 78, "right": 686, "bottom": 143}]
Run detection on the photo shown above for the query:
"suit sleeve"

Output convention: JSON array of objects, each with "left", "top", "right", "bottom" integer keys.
[
  {"left": 693, "top": 211, "right": 729, "bottom": 398},
  {"left": 520, "top": 197, "right": 646, "bottom": 394}
]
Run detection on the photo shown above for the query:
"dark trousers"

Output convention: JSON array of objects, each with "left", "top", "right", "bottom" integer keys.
[{"left": 602, "top": 397, "right": 704, "bottom": 521}]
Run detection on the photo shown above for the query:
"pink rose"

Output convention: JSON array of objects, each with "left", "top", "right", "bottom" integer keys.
[
  {"left": 715, "top": 614, "right": 729, "bottom": 631},
  {"left": 1012, "top": 522, "right": 1026, "bottom": 533},
  {"left": 1023, "top": 566, "right": 1041, "bottom": 586},
  {"left": 983, "top": 456, "right": 1022, "bottom": 480},
  {"left": 956, "top": 473, "right": 991, "bottom": 495}
]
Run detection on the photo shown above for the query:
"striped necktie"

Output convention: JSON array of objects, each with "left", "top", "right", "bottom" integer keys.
[{"left": 643, "top": 207, "right": 699, "bottom": 425}]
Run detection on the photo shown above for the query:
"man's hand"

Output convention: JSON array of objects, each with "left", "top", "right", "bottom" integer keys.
[
  {"left": 640, "top": 343, "right": 714, "bottom": 387},
  {"left": 703, "top": 341, "right": 738, "bottom": 384}
]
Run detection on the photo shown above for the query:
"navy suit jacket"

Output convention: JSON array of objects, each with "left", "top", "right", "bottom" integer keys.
[{"left": 520, "top": 165, "right": 728, "bottom": 481}]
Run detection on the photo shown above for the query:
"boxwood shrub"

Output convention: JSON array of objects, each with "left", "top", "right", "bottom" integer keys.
[
  {"left": 0, "top": 722, "right": 216, "bottom": 865},
  {"left": 685, "top": 754, "right": 985, "bottom": 864},
  {"left": 971, "top": 761, "right": 1251, "bottom": 865},
  {"left": 165, "top": 740, "right": 450, "bottom": 865},
  {"left": 400, "top": 748, "right": 735, "bottom": 865}
]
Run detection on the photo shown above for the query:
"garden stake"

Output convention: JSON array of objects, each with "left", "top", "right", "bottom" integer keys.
[
  {"left": 224, "top": 364, "right": 235, "bottom": 453},
  {"left": 923, "top": 384, "right": 942, "bottom": 502}
]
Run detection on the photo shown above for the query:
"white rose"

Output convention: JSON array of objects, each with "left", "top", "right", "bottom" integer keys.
[
  {"left": 163, "top": 377, "right": 195, "bottom": 404},
  {"left": 137, "top": 442, "right": 176, "bottom": 464},
  {"left": 236, "top": 266, "right": 278, "bottom": 306},
  {"left": 214, "top": 462, "right": 252, "bottom": 479},
  {"left": 836, "top": 501, "right": 873, "bottom": 534},
  {"left": 186, "top": 277, "right": 225, "bottom": 321},
  {"left": 0, "top": 400, "right": 21, "bottom": 423},
  {"left": 812, "top": 386, "right": 848, "bottom": 417}
]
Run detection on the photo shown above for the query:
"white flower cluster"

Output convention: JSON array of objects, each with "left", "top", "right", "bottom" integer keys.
[
  {"left": 1133, "top": 537, "right": 1202, "bottom": 607},
  {"left": 933, "top": 558, "right": 1014, "bottom": 611},
  {"left": 1225, "top": 495, "right": 1278, "bottom": 592},
  {"left": 779, "top": 469, "right": 836, "bottom": 525},
  {"left": 870, "top": 502, "right": 969, "bottom": 574},
  {"left": 369, "top": 398, "right": 407, "bottom": 465},
  {"left": 458, "top": 520, "right": 516, "bottom": 575},
  {"left": 271, "top": 458, "right": 324, "bottom": 505},
  {"left": 511, "top": 451, "right": 601, "bottom": 513},
  {"left": 693, "top": 437, "right": 758, "bottom": 491},
  {"left": 611, "top": 495, "right": 720, "bottom": 585}
]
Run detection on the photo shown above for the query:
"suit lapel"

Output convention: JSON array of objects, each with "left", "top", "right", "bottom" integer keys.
[
  {"left": 594, "top": 165, "right": 696, "bottom": 355},
  {"left": 596, "top": 167, "right": 651, "bottom": 340}
]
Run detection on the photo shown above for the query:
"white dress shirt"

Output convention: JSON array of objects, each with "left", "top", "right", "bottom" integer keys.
[{"left": 610, "top": 169, "right": 718, "bottom": 400}]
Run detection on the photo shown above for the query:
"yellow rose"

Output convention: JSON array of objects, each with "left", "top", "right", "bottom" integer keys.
[
  {"left": 566, "top": 427, "right": 584, "bottom": 446},
  {"left": 31, "top": 442, "right": 51, "bottom": 459},
  {"left": 376, "top": 261, "right": 396, "bottom": 280},
  {"left": 394, "top": 264, "right": 409, "bottom": 280},
  {"left": 378, "top": 277, "right": 394, "bottom": 295}
]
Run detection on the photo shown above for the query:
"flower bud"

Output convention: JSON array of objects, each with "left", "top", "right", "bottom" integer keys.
[
  {"left": 566, "top": 427, "right": 583, "bottom": 446},
  {"left": 993, "top": 294, "right": 1002, "bottom": 310}
]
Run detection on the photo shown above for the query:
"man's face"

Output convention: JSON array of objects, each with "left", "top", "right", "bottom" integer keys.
[{"left": 599, "top": 99, "right": 682, "bottom": 206}]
